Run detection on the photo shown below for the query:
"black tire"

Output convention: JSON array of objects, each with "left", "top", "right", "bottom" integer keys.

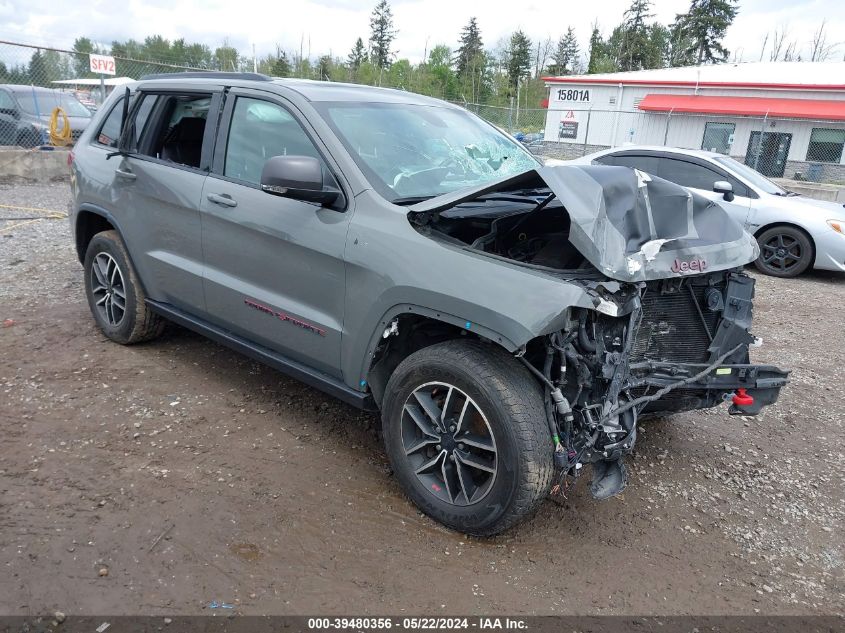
[
  {"left": 381, "top": 340, "right": 554, "bottom": 536},
  {"left": 83, "top": 230, "right": 165, "bottom": 344},
  {"left": 754, "top": 225, "right": 813, "bottom": 278}
]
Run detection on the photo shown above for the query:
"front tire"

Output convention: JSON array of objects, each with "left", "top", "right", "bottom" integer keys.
[
  {"left": 754, "top": 225, "right": 813, "bottom": 278},
  {"left": 83, "top": 230, "right": 165, "bottom": 344},
  {"left": 381, "top": 340, "right": 554, "bottom": 536}
]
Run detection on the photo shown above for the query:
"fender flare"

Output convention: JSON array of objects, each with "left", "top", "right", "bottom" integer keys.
[
  {"left": 356, "top": 302, "right": 523, "bottom": 392},
  {"left": 74, "top": 203, "right": 150, "bottom": 294}
]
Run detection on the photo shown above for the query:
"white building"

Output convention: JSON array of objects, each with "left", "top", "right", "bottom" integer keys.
[{"left": 542, "top": 62, "right": 845, "bottom": 182}]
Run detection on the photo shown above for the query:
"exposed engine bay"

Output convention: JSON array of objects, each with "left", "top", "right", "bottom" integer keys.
[{"left": 406, "top": 167, "right": 789, "bottom": 501}]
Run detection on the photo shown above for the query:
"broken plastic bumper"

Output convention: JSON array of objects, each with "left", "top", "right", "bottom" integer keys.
[{"left": 629, "top": 360, "right": 789, "bottom": 415}]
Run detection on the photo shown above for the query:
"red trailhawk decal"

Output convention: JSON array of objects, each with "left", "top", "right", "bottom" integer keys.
[{"left": 244, "top": 298, "right": 327, "bottom": 336}]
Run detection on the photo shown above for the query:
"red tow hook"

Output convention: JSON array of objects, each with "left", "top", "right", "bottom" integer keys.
[{"left": 732, "top": 388, "right": 754, "bottom": 407}]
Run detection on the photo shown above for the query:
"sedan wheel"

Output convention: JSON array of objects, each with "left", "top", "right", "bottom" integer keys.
[{"left": 754, "top": 226, "right": 813, "bottom": 278}]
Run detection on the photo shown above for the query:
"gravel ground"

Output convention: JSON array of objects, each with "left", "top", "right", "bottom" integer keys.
[{"left": 1, "top": 182, "right": 843, "bottom": 616}]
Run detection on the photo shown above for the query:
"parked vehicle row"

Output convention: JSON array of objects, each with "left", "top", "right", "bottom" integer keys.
[{"left": 0, "top": 84, "right": 92, "bottom": 147}]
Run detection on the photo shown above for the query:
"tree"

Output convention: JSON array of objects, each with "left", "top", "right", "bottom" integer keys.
[
  {"left": 616, "top": 0, "right": 654, "bottom": 71},
  {"left": 672, "top": 0, "right": 738, "bottom": 64},
  {"left": 369, "top": 0, "right": 397, "bottom": 69},
  {"left": 347, "top": 37, "right": 367, "bottom": 70},
  {"left": 667, "top": 20, "right": 697, "bottom": 66},
  {"left": 587, "top": 24, "right": 616, "bottom": 73},
  {"left": 72, "top": 37, "right": 98, "bottom": 78},
  {"left": 214, "top": 40, "right": 240, "bottom": 71},
  {"left": 424, "top": 44, "right": 455, "bottom": 97},
  {"left": 533, "top": 36, "right": 553, "bottom": 78},
  {"left": 455, "top": 17, "right": 485, "bottom": 101},
  {"left": 28, "top": 49, "right": 67, "bottom": 86},
  {"left": 317, "top": 55, "right": 333, "bottom": 80},
  {"left": 505, "top": 30, "right": 532, "bottom": 92},
  {"left": 809, "top": 20, "right": 836, "bottom": 62},
  {"left": 551, "top": 27, "right": 579, "bottom": 75}
]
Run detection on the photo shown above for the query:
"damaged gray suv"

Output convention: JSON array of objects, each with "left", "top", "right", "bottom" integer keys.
[{"left": 69, "top": 73, "right": 788, "bottom": 535}]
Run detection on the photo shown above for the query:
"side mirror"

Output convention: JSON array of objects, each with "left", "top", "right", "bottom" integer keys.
[
  {"left": 713, "top": 180, "right": 735, "bottom": 202},
  {"left": 260, "top": 155, "right": 339, "bottom": 206}
]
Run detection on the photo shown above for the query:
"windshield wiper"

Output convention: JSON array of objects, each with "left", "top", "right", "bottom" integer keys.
[{"left": 391, "top": 195, "right": 436, "bottom": 206}]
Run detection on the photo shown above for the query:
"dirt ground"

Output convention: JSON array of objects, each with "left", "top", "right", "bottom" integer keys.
[{"left": 1, "top": 183, "right": 843, "bottom": 616}]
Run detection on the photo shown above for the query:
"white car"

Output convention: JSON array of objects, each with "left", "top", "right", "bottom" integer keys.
[{"left": 566, "top": 146, "right": 845, "bottom": 278}]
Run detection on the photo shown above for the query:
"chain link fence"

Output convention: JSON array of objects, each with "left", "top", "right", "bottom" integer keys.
[{"left": 3, "top": 39, "right": 845, "bottom": 186}]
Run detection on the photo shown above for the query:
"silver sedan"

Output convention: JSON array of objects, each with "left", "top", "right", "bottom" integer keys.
[{"left": 565, "top": 146, "right": 845, "bottom": 278}]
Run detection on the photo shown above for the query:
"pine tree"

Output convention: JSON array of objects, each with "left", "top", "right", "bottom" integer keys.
[
  {"left": 347, "top": 37, "right": 367, "bottom": 70},
  {"left": 551, "top": 27, "right": 579, "bottom": 75},
  {"left": 271, "top": 51, "right": 291, "bottom": 77},
  {"left": 72, "top": 37, "right": 97, "bottom": 78},
  {"left": 455, "top": 17, "right": 483, "bottom": 76},
  {"left": 616, "top": 0, "right": 655, "bottom": 71},
  {"left": 667, "top": 20, "right": 697, "bottom": 66},
  {"left": 455, "top": 17, "right": 485, "bottom": 101},
  {"left": 587, "top": 25, "right": 608, "bottom": 73},
  {"left": 369, "top": 0, "right": 397, "bottom": 69},
  {"left": 505, "top": 30, "right": 532, "bottom": 91},
  {"left": 673, "top": 0, "right": 738, "bottom": 64}
]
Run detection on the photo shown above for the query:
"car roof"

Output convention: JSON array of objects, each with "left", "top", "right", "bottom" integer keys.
[
  {"left": 594, "top": 145, "right": 723, "bottom": 160},
  {"left": 0, "top": 84, "right": 67, "bottom": 94},
  {"left": 134, "top": 74, "right": 459, "bottom": 107}
]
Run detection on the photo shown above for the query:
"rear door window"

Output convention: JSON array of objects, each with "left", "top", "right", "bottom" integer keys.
[
  {"left": 658, "top": 157, "right": 750, "bottom": 197},
  {"left": 658, "top": 158, "right": 725, "bottom": 191},
  {"left": 607, "top": 154, "right": 661, "bottom": 176},
  {"left": 137, "top": 93, "right": 213, "bottom": 169}
]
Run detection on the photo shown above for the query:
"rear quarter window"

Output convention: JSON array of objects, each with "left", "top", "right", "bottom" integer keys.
[{"left": 94, "top": 97, "right": 124, "bottom": 147}]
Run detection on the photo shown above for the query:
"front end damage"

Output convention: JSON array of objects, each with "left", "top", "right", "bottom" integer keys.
[
  {"left": 519, "top": 270, "right": 788, "bottom": 499},
  {"left": 407, "top": 163, "right": 789, "bottom": 500}
]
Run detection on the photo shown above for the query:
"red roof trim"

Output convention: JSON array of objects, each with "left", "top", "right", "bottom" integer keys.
[
  {"left": 637, "top": 93, "right": 845, "bottom": 121},
  {"left": 542, "top": 76, "right": 845, "bottom": 91}
]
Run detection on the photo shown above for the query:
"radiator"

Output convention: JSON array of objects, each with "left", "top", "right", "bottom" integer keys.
[{"left": 631, "top": 283, "right": 722, "bottom": 364}]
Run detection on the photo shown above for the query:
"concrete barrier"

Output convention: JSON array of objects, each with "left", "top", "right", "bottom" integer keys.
[
  {"left": 0, "top": 148, "right": 70, "bottom": 183},
  {"left": 773, "top": 178, "right": 845, "bottom": 204}
]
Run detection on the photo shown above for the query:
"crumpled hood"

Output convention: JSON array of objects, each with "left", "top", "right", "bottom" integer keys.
[{"left": 410, "top": 164, "right": 759, "bottom": 283}]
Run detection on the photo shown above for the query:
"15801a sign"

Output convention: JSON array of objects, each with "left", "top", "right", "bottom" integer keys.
[{"left": 556, "top": 88, "right": 590, "bottom": 103}]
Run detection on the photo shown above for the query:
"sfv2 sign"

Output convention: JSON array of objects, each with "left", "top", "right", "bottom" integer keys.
[{"left": 89, "top": 54, "right": 116, "bottom": 76}]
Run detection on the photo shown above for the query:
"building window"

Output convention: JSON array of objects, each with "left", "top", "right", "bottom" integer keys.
[
  {"left": 806, "top": 128, "right": 845, "bottom": 163},
  {"left": 701, "top": 122, "right": 735, "bottom": 155}
]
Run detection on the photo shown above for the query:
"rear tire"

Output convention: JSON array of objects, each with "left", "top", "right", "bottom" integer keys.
[
  {"left": 381, "top": 340, "right": 554, "bottom": 536},
  {"left": 754, "top": 225, "right": 813, "bottom": 278},
  {"left": 83, "top": 230, "right": 165, "bottom": 344}
]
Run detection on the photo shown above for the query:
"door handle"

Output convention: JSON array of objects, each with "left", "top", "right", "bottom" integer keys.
[
  {"left": 206, "top": 193, "right": 238, "bottom": 208},
  {"left": 115, "top": 168, "right": 136, "bottom": 180}
]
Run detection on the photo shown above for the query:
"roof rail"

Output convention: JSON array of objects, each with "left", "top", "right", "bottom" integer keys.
[{"left": 139, "top": 71, "right": 272, "bottom": 81}]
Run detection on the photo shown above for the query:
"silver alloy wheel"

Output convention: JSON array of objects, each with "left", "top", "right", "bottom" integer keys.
[
  {"left": 90, "top": 252, "right": 127, "bottom": 327},
  {"left": 401, "top": 381, "right": 498, "bottom": 506}
]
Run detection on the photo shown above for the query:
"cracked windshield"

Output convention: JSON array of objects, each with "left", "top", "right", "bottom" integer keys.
[{"left": 318, "top": 102, "right": 539, "bottom": 202}]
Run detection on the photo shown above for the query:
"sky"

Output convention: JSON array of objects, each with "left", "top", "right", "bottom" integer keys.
[{"left": 0, "top": 0, "right": 843, "bottom": 65}]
